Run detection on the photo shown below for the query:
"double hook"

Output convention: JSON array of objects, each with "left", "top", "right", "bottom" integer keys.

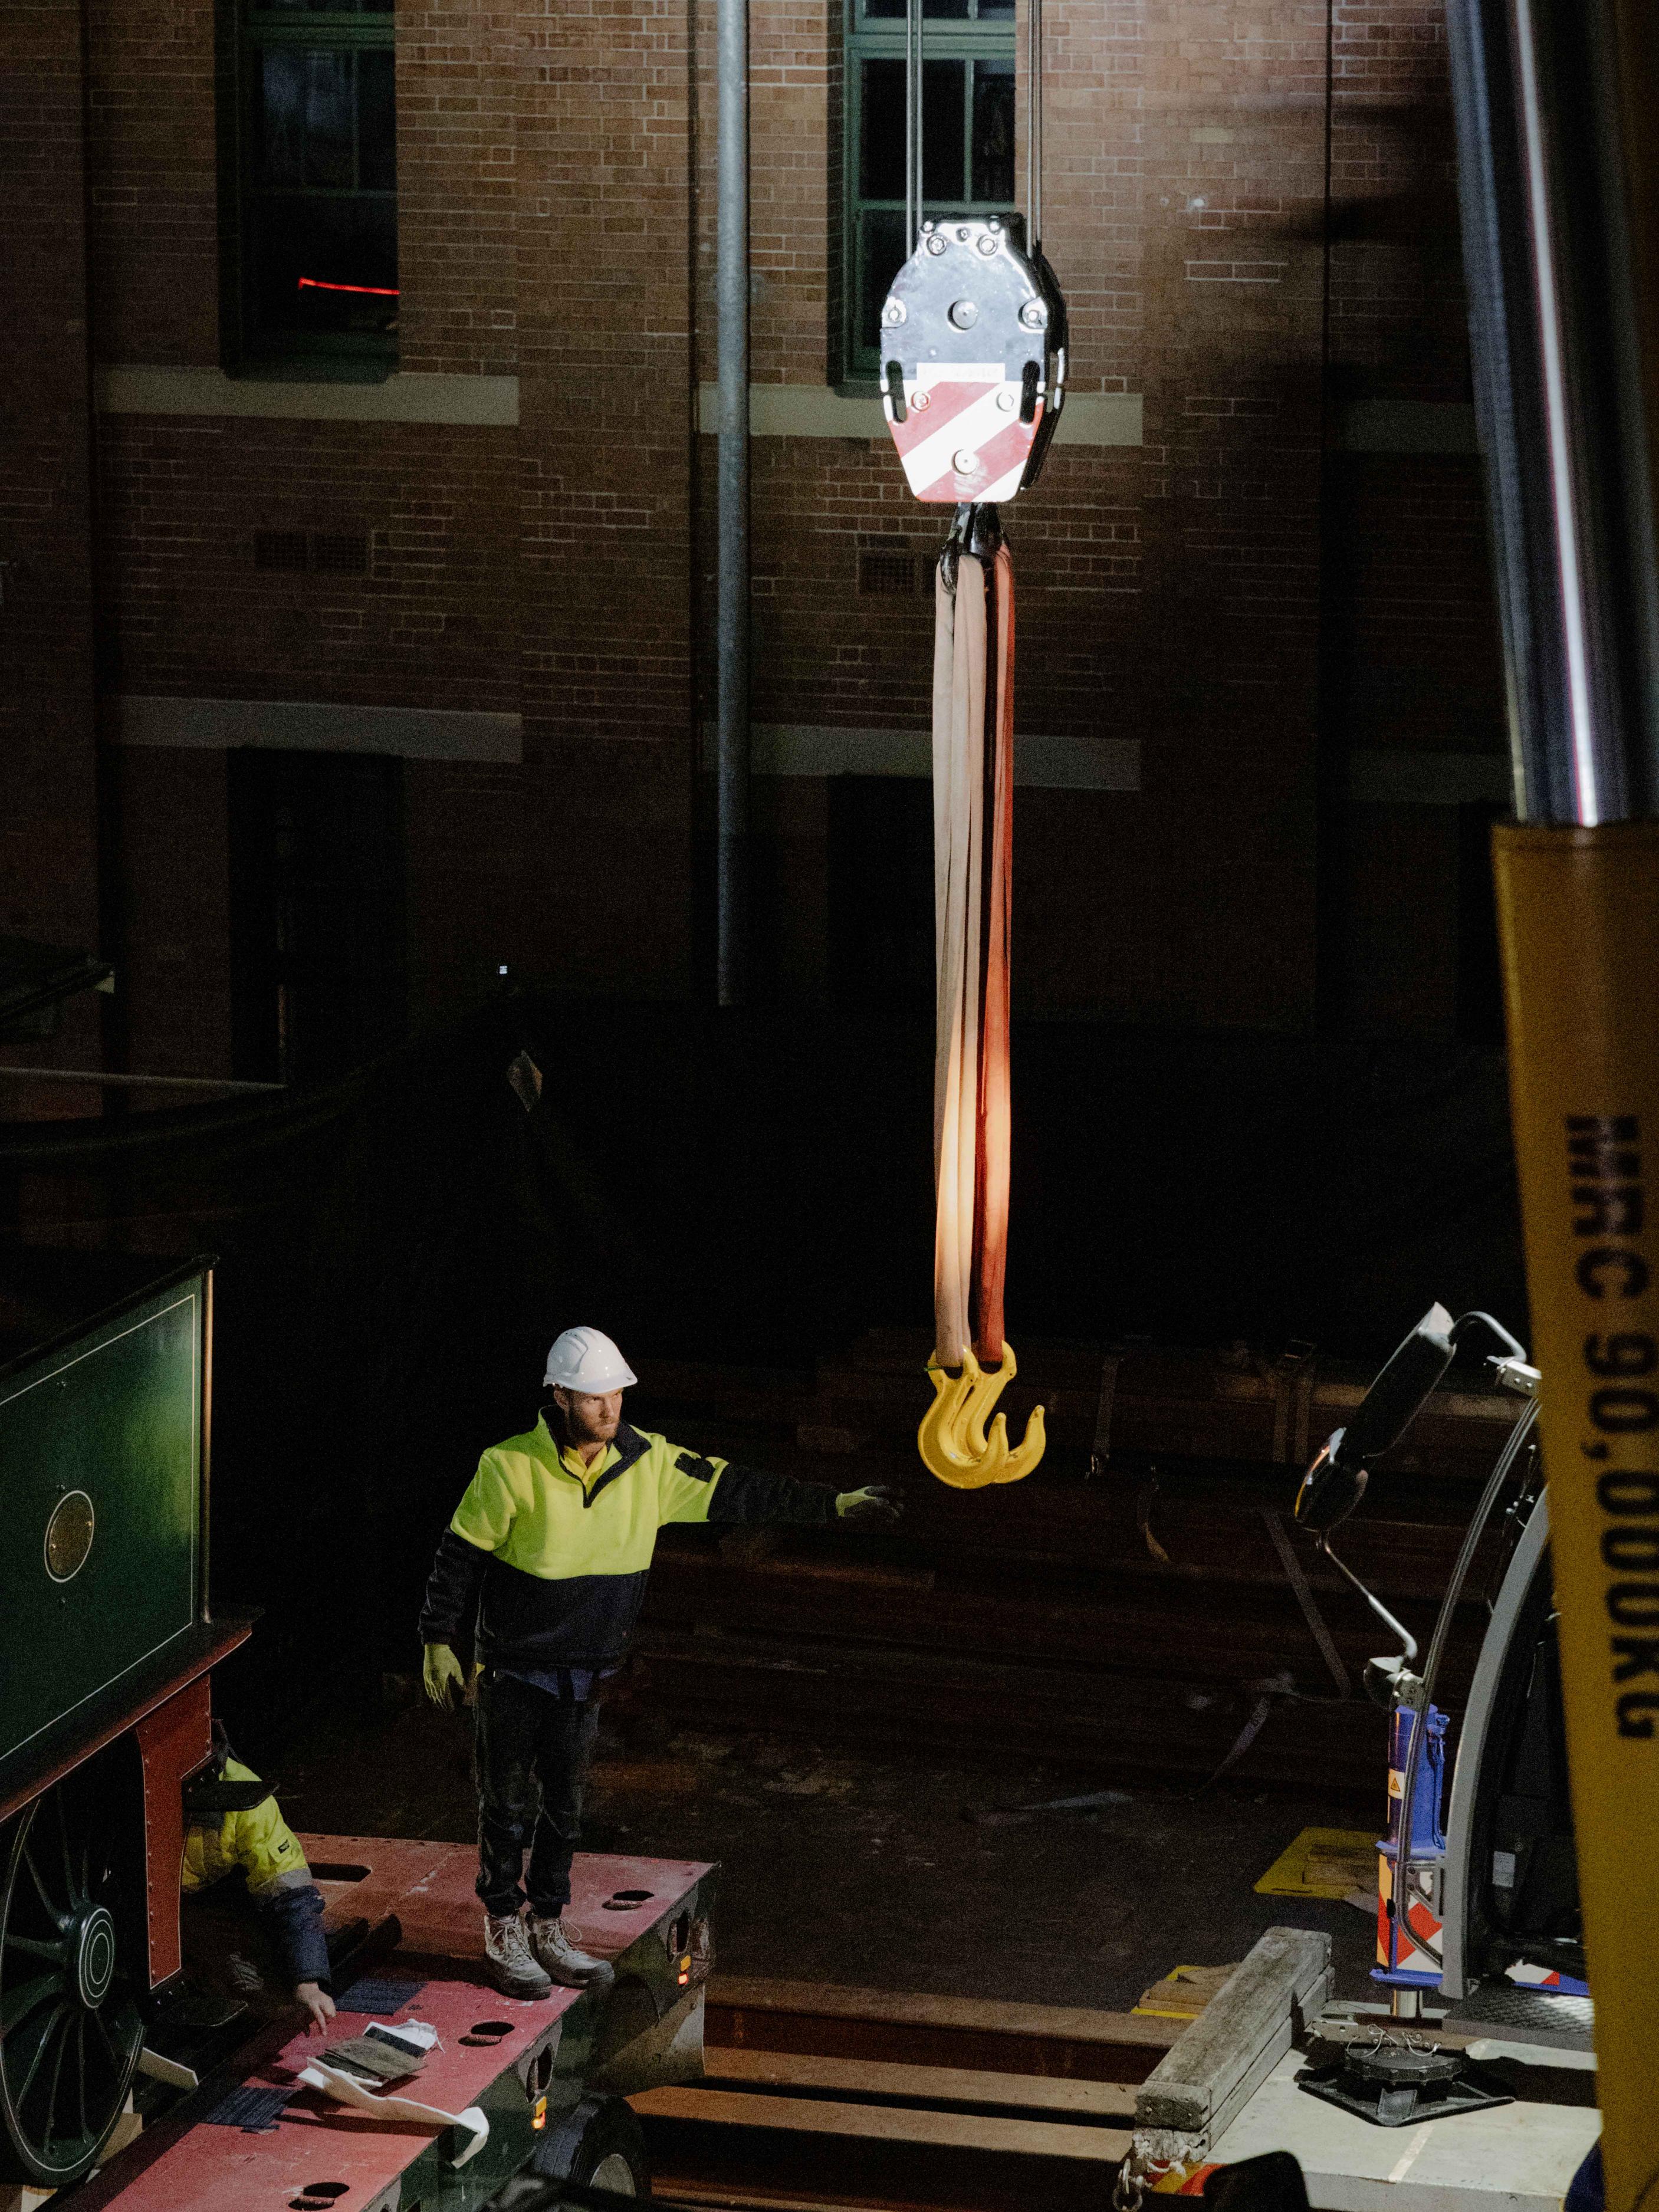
[{"left": 917, "top": 1342, "right": 1046, "bottom": 1488}]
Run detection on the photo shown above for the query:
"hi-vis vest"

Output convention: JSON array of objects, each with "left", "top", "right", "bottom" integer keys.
[
  {"left": 182, "top": 1759, "right": 312, "bottom": 1899},
  {"left": 445, "top": 1418, "right": 728, "bottom": 1669}
]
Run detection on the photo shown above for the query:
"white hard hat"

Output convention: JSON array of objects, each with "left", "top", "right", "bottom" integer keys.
[{"left": 543, "top": 1326, "right": 637, "bottom": 1393}]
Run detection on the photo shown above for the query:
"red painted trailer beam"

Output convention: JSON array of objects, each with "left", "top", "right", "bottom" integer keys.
[
  {"left": 298, "top": 1834, "right": 714, "bottom": 1964},
  {"left": 81, "top": 1845, "right": 715, "bottom": 2212}
]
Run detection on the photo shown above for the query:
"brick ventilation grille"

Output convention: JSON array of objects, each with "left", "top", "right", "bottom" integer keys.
[
  {"left": 254, "top": 530, "right": 309, "bottom": 573},
  {"left": 254, "top": 531, "right": 370, "bottom": 576},
  {"left": 857, "top": 549, "right": 920, "bottom": 598},
  {"left": 313, "top": 534, "right": 369, "bottom": 575}
]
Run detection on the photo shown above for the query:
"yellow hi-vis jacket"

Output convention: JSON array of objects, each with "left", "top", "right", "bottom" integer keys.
[
  {"left": 182, "top": 1759, "right": 311, "bottom": 1899},
  {"left": 419, "top": 1415, "right": 835, "bottom": 1676}
]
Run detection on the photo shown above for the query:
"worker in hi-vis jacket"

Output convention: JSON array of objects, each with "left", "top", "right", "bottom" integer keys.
[
  {"left": 179, "top": 1724, "right": 337, "bottom": 2033},
  {"left": 419, "top": 1325, "right": 903, "bottom": 1999}
]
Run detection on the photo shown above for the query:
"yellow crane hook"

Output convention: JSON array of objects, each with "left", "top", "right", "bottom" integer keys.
[{"left": 918, "top": 1342, "right": 1046, "bottom": 1488}]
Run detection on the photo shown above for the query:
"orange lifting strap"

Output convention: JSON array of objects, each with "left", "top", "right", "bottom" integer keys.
[{"left": 919, "top": 518, "right": 1045, "bottom": 1488}]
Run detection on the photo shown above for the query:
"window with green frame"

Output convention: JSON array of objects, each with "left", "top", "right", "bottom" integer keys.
[
  {"left": 843, "top": 0, "right": 1016, "bottom": 382},
  {"left": 227, "top": 0, "right": 398, "bottom": 372}
]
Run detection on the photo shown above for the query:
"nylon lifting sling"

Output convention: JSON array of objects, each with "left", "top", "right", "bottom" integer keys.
[{"left": 877, "top": 0, "right": 1066, "bottom": 1487}]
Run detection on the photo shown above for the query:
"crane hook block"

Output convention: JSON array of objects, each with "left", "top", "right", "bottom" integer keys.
[{"left": 879, "top": 218, "right": 1069, "bottom": 505}]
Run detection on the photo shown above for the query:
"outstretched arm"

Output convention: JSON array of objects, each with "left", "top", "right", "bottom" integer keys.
[
  {"left": 708, "top": 1459, "right": 836, "bottom": 1524},
  {"left": 664, "top": 1449, "right": 903, "bottom": 1527},
  {"left": 235, "top": 1796, "right": 336, "bottom": 2033},
  {"left": 261, "top": 1881, "right": 335, "bottom": 2029}
]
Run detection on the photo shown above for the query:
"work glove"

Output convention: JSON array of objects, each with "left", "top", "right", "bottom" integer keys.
[
  {"left": 835, "top": 1485, "right": 904, "bottom": 1526},
  {"left": 423, "top": 1642, "right": 466, "bottom": 1710}
]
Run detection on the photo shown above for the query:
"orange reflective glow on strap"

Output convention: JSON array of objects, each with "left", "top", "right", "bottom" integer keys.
[{"left": 297, "top": 278, "right": 400, "bottom": 297}]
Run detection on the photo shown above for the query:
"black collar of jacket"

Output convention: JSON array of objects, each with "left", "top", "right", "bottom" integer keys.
[
  {"left": 184, "top": 1777, "right": 275, "bottom": 1818},
  {"left": 537, "top": 1409, "right": 651, "bottom": 1509}
]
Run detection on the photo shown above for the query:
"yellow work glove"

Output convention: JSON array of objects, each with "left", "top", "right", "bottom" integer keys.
[
  {"left": 835, "top": 1485, "right": 903, "bottom": 1526},
  {"left": 423, "top": 1642, "right": 466, "bottom": 1710}
]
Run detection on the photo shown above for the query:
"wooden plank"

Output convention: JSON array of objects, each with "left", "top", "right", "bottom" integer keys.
[
  {"left": 629, "top": 2086, "right": 1131, "bottom": 2162},
  {"left": 704, "top": 2003, "right": 1169, "bottom": 2088},
  {"left": 702, "top": 2046, "right": 1137, "bottom": 2116},
  {"left": 1135, "top": 1927, "right": 1330, "bottom": 2139},
  {"left": 706, "top": 1978, "right": 1181, "bottom": 2052},
  {"left": 650, "top": 2188, "right": 889, "bottom": 2212}
]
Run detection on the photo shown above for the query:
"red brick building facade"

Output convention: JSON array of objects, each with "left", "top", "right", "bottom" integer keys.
[{"left": 2, "top": 0, "right": 1506, "bottom": 1104}]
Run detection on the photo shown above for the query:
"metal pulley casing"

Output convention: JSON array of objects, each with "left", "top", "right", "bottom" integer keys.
[{"left": 879, "top": 216, "right": 1068, "bottom": 505}]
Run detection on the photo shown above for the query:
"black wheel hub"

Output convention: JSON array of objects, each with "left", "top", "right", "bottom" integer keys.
[{"left": 73, "top": 1905, "right": 117, "bottom": 2011}]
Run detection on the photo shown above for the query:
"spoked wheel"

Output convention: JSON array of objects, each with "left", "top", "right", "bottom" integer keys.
[{"left": 0, "top": 1768, "right": 143, "bottom": 2185}]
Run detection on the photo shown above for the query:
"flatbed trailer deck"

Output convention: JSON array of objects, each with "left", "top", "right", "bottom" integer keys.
[{"left": 68, "top": 1841, "right": 715, "bottom": 2212}]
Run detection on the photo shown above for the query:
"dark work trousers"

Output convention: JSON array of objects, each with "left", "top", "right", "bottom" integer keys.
[{"left": 473, "top": 1670, "right": 600, "bottom": 1919}]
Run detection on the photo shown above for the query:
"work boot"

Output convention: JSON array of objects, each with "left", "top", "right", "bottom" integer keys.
[
  {"left": 483, "top": 1911, "right": 553, "bottom": 1999},
  {"left": 527, "top": 1912, "right": 614, "bottom": 1989}
]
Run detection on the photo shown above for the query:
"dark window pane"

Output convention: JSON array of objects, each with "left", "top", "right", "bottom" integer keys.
[
  {"left": 923, "top": 0, "right": 970, "bottom": 15},
  {"left": 976, "top": 0, "right": 1016, "bottom": 17},
  {"left": 860, "top": 58, "right": 905, "bottom": 201},
  {"left": 971, "top": 58, "right": 1014, "bottom": 201},
  {"left": 258, "top": 48, "right": 305, "bottom": 186},
  {"left": 251, "top": 192, "right": 397, "bottom": 336},
  {"left": 863, "top": 57, "right": 967, "bottom": 203},
  {"left": 922, "top": 57, "right": 964, "bottom": 200},
  {"left": 358, "top": 48, "right": 396, "bottom": 189},
  {"left": 304, "top": 50, "right": 354, "bottom": 188},
  {"left": 860, "top": 207, "right": 908, "bottom": 353},
  {"left": 861, "top": 0, "right": 906, "bottom": 17}
]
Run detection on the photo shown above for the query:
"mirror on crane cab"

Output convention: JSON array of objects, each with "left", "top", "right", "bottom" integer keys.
[{"left": 1293, "top": 1301, "right": 1457, "bottom": 1533}]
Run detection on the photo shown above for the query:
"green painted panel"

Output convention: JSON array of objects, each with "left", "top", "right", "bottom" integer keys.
[{"left": 0, "top": 1278, "right": 203, "bottom": 1768}]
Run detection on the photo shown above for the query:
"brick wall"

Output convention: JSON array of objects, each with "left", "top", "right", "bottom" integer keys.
[
  {"left": 2, "top": 0, "right": 1509, "bottom": 1098},
  {"left": 1, "top": 2, "right": 106, "bottom": 1121},
  {"left": 98, "top": 417, "right": 522, "bottom": 712},
  {"left": 397, "top": 0, "right": 520, "bottom": 378},
  {"left": 84, "top": 0, "right": 219, "bottom": 367}
]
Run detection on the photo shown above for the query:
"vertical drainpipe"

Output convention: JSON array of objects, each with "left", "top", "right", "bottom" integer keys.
[{"left": 715, "top": 0, "right": 750, "bottom": 1006}]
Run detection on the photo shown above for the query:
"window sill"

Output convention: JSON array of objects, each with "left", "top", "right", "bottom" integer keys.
[
  {"left": 231, "top": 354, "right": 398, "bottom": 387},
  {"left": 97, "top": 367, "right": 519, "bottom": 426}
]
